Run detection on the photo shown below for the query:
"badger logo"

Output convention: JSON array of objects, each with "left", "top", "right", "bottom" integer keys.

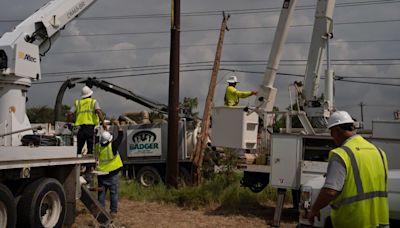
[{"left": 132, "top": 130, "right": 157, "bottom": 143}]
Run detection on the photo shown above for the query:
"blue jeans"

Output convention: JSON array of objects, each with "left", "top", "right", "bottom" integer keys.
[{"left": 98, "top": 172, "right": 119, "bottom": 213}]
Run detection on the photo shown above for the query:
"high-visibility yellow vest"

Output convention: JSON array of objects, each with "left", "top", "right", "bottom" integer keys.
[
  {"left": 95, "top": 143, "right": 123, "bottom": 172},
  {"left": 75, "top": 98, "right": 99, "bottom": 125},
  {"left": 329, "top": 135, "right": 389, "bottom": 228},
  {"left": 224, "top": 86, "right": 252, "bottom": 106}
]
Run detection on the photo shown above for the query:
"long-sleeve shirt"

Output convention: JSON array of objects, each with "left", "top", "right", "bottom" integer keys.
[
  {"left": 100, "top": 129, "right": 123, "bottom": 176},
  {"left": 111, "top": 130, "right": 123, "bottom": 156},
  {"left": 224, "top": 86, "right": 253, "bottom": 106}
]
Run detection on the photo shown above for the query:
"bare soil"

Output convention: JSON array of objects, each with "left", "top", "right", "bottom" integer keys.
[{"left": 72, "top": 199, "right": 298, "bottom": 228}]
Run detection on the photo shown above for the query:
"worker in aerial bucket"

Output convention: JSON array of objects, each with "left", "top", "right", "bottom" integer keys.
[
  {"left": 224, "top": 75, "right": 257, "bottom": 107},
  {"left": 306, "top": 111, "right": 389, "bottom": 227}
]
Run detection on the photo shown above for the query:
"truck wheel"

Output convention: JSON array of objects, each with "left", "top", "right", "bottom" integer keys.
[
  {"left": 0, "top": 183, "right": 16, "bottom": 228},
  {"left": 178, "top": 167, "right": 192, "bottom": 186},
  {"left": 17, "top": 178, "right": 66, "bottom": 228},
  {"left": 137, "top": 166, "right": 161, "bottom": 187}
]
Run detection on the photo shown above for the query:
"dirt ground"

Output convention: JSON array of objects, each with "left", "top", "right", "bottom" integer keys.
[{"left": 72, "top": 199, "right": 299, "bottom": 228}]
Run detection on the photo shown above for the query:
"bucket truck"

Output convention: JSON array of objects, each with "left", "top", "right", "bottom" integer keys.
[
  {"left": 211, "top": 0, "right": 400, "bottom": 226},
  {"left": 0, "top": 1, "right": 115, "bottom": 227}
]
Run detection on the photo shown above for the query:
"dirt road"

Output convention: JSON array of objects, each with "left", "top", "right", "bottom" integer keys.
[{"left": 73, "top": 199, "right": 298, "bottom": 227}]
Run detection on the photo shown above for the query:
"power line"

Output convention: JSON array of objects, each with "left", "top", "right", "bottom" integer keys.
[
  {"left": 41, "top": 60, "right": 400, "bottom": 77},
  {"left": 58, "top": 18, "right": 400, "bottom": 38},
  {"left": 337, "top": 103, "right": 400, "bottom": 108},
  {"left": 50, "top": 39, "right": 400, "bottom": 55},
  {"left": 2, "top": 0, "right": 399, "bottom": 23},
  {"left": 34, "top": 66, "right": 400, "bottom": 87},
  {"left": 337, "top": 79, "right": 400, "bottom": 87}
]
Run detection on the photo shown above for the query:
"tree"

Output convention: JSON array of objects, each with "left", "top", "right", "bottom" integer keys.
[
  {"left": 180, "top": 97, "right": 199, "bottom": 119},
  {"left": 27, "top": 105, "right": 70, "bottom": 123}
]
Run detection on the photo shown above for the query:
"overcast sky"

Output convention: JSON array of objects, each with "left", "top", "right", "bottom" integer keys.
[{"left": 1, "top": 0, "right": 399, "bottom": 128}]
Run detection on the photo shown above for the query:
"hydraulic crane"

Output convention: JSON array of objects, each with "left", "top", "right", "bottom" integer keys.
[
  {"left": 54, "top": 77, "right": 170, "bottom": 122},
  {"left": 0, "top": 0, "right": 96, "bottom": 145},
  {"left": 0, "top": 1, "right": 117, "bottom": 227}
]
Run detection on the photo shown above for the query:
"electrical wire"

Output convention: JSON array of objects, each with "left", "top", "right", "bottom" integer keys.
[
  {"left": 41, "top": 61, "right": 400, "bottom": 80},
  {"left": 50, "top": 39, "right": 400, "bottom": 55},
  {"left": 33, "top": 67, "right": 400, "bottom": 87},
  {"left": 58, "top": 18, "right": 400, "bottom": 38},
  {"left": 1, "top": 0, "right": 399, "bottom": 22},
  {"left": 41, "top": 59, "right": 400, "bottom": 75}
]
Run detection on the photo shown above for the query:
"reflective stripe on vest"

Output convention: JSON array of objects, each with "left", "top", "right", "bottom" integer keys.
[
  {"left": 95, "top": 143, "right": 123, "bottom": 172},
  {"left": 331, "top": 146, "right": 388, "bottom": 210},
  {"left": 75, "top": 98, "right": 99, "bottom": 125}
]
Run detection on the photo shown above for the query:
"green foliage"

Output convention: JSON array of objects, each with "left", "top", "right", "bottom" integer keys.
[
  {"left": 119, "top": 172, "right": 293, "bottom": 209},
  {"left": 180, "top": 97, "right": 199, "bottom": 119},
  {"left": 27, "top": 105, "right": 71, "bottom": 123}
]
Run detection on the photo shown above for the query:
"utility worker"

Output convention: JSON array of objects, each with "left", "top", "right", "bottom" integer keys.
[
  {"left": 224, "top": 75, "right": 257, "bottom": 107},
  {"left": 71, "top": 86, "right": 105, "bottom": 155},
  {"left": 307, "top": 111, "right": 389, "bottom": 227},
  {"left": 95, "top": 120, "right": 124, "bottom": 217}
]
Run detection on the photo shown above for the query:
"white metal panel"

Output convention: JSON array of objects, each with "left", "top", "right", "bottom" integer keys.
[
  {"left": 271, "top": 134, "right": 301, "bottom": 188},
  {"left": 244, "top": 164, "right": 271, "bottom": 173},
  {"left": 369, "top": 139, "right": 400, "bottom": 169},
  {"left": 0, "top": 157, "right": 94, "bottom": 170},
  {"left": 211, "top": 106, "right": 258, "bottom": 149},
  {"left": 301, "top": 161, "right": 328, "bottom": 185},
  {"left": 372, "top": 120, "right": 400, "bottom": 140},
  {"left": 14, "top": 42, "right": 40, "bottom": 79},
  {"left": 0, "top": 146, "right": 76, "bottom": 162},
  {"left": 388, "top": 170, "right": 400, "bottom": 220}
]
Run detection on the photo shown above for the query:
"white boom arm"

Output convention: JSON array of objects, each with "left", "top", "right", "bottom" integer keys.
[
  {"left": 302, "top": 0, "right": 335, "bottom": 119},
  {"left": 0, "top": 0, "right": 96, "bottom": 146},
  {"left": 255, "top": 0, "right": 298, "bottom": 114},
  {"left": 303, "top": 0, "right": 335, "bottom": 102},
  {"left": 255, "top": 0, "right": 335, "bottom": 126}
]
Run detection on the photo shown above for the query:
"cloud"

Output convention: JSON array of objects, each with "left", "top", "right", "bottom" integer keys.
[{"left": 1, "top": 0, "right": 398, "bottom": 127}]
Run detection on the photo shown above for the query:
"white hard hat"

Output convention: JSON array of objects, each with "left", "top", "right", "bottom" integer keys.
[
  {"left": 327, "top": 111, "right": 354, "bottom": 129},
  {"left": 226, "top": 75, "right": 239, "bottom": 83},
  {"left": 100, "top": 131, "right": 113, "bottom": 144},
  {"left": 81, "top": 86, "right": 93, "bottom": 98}
]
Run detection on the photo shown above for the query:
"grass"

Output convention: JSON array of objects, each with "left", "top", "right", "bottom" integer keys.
[{"left": 118, "top": 172, "right": 294, "bottom": 209}]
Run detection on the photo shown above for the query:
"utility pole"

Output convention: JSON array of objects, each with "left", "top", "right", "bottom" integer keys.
[
  {"left": 359, "top": 102, "right": 364, "bottom": 123},
  {"left": 166, "top": 0, "right": 180, "bottom": 188},
  {"left": 191, "top": 12, "right": 230, "bottom": 186}
]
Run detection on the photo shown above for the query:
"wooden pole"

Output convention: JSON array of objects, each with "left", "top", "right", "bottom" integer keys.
[
  {"left": 166, "top": 0, "right": 180, "bottom": 188},
  {"left": 191, "top": 12, "right": 230, "bottom": 186}
]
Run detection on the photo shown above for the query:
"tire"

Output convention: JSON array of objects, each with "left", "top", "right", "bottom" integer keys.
[
  {"left": 137, "top": 166, "right": 162, "bottom": 187},
  {"left": 178, "top": 166, "right": 192, "bottom": 186},
  {"left": 0, "top": 183, "right": 16, "bottom": 228},
  {"left": 17, "top": 178, "right": 66, "bottom": 228}
]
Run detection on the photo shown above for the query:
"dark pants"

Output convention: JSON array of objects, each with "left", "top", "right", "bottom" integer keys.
[
  {"left": 77, "top": 125, "right": 95, "bottom": 154},
  {"left": 98, "top": 172, "right": 119, "bottom": 213}
]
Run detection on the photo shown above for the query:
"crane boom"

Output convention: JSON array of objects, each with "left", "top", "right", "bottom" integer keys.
[
  {"left": 0, "top": 0, "right": 96, "bottom": 79},
  {"left": 255, "top": 0, "right": 298, "bottom": 114},
  {"left": 54, "top": 77, "right": 169, "bottom": 123},
  {"left": 303, "top": 0, "right": 335, "bottom": 102},
  {"left": 0, "top": 0, "right": 97, "bottom": 145}
]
